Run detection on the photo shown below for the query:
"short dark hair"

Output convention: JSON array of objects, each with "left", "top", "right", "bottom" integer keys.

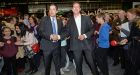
[
  {"left": 49, "top": 3, "right": 58, "bottom": 10},
  {"left": 72, "top": 2, "right": 81, "bottom": 7}
]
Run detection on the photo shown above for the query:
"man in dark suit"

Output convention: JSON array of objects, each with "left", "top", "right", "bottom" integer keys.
[
  {"left": 38, "top": 4, "right": 63, "bottom": 75},
  {"left": 54, "top": 2, "right": 98, "bottom": 75}
]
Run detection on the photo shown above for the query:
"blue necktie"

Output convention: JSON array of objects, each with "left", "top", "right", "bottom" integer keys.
[{"left": 52, "top": 17, "right": 57, "bottom": 34}]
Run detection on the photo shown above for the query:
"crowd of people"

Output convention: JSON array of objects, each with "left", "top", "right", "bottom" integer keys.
[{"left": 0, "top": 1, "right": 140, "bottom": 75}]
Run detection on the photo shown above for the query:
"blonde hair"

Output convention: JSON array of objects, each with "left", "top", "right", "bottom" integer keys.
[
  {"left": 128, "top": 8, "right": 140, "bottom": 29},
  {"left": 136, "top": 18, "right": 140, "bottom": 29},
  {"left": 127, "top": 8, "right": 140, "bottom": 17}
]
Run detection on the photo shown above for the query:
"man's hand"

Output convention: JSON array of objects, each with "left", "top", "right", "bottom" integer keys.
[
  {"left": 78, "top": 35, "right": 86, "bottom": 41},
  {"left": 52, "top": 34, "right": 59, "bottom": 41},
  {"left": 50, "top": 34, "right": 60, "bottom": 41}
]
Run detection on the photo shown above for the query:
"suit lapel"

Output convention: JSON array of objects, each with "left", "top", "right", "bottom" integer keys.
[
  {"left": 81, "top": 15, "right": 84, "bottom": 34},
  {"left": 72, "top": 16, "right": 76, "bottom": 27},
  {"left": 48, "top": 17, "right": 53, "bottom": 34},
  {"left": 56, "top": 18, "right": 60, "bottom": 34}
]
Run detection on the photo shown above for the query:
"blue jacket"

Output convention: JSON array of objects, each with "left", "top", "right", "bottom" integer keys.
[{"left": 98, "top": 22, "right": 111, "bottom": 48}]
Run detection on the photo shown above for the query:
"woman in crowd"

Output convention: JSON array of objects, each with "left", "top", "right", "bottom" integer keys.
[
  {"left": 0, "top": 27, "right": 18, "bottom": 75},
  {"left": 95, "top": 13, "right": 111, "bottom": 75},
  {"left": 15, "top": 23, "right": 38, "bottom": 74},
  {"left": 122, "top": 8, "right": 140, "bottom": 75},
  {"left": 28, "top": 16, "right": 42, "bottom": 68},
  {"left": 28, "top": 16, "right": 40, "bottom": 40},
  {"left": 15, "top": 22, "right": 26, "bottom": 72}
]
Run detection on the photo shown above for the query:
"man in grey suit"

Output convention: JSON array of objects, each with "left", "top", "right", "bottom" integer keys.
[
  {"left": 38, "top": 4, "right": 63, "bottom": 75},
  {"left": 53, "top": 2, "right": 98, "bottom": 75}
]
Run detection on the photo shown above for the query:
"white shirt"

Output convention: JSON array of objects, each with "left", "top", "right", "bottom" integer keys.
[
  {"left": 74, "top": 15, "right": 81, "bottom": 36},
  {"left": 50, "top": 17, "right": 58, "bottom": 34},
  {"left": 21, "top": 31, "right": 38, "bottom": 46},
  {"left": 120, "top": 22, "right": 130, "bottom": 37}
]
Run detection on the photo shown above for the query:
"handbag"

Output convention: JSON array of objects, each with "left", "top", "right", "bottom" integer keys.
[
  {"left": 31, "top": 34, "right": 40, "bottom": 53},
  {"left": 31, "top": 43, "right": 40, "bottom": 53}
]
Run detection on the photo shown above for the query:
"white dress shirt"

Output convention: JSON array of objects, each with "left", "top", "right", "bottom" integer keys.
[{"left": 74, "top": 15, "right": 81, "bottom": 36}]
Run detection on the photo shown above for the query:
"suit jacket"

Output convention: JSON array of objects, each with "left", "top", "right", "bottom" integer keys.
[
  {"left": 62, "top": 15, "right": 95, "bottom": 51},
  {"left": 38, "top": 16, "right": 63, "bottom": 51}
]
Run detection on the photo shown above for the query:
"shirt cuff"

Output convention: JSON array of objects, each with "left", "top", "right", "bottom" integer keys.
[
  {"left": 57, "top": 35, "right": 61, "bottom": 40},
  {"left": 83, "top": 34, "right": 87, "bottom": 39}
]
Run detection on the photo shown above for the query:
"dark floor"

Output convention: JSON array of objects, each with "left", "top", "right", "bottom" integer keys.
[{"left": 19, "top": 57, "right": 124, "bottom": 75}]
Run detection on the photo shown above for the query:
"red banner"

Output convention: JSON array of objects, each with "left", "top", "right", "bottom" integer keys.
[{"left": 0, "top": 8, "right": 17, "bottom": 16}]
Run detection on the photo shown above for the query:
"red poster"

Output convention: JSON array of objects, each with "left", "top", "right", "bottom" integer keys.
[{"left": 0, "top": 7, "right": 17, "bottom": 16}]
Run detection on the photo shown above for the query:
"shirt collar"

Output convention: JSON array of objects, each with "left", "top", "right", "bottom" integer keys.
[
  {"left": 50, "top": 16, "right": 56, "bottom": 21},
  {"left": 74, "top": 14, "right": 81, "bottom": 19}
]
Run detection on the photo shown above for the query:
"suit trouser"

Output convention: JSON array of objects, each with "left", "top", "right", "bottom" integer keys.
[
  {"left": 43, "top": 47, "right": 61, "bottom": 75},
  {"left": 60, "top": 46, "right": 67, "bottom": 68},
  {"left": 73, "top": 49, "right": 98, "bottom": 75},
  {"left": 95, "top": 47, "right": 109, "bottom": 75}
]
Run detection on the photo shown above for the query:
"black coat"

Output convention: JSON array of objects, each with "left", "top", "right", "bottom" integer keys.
[
  {"left": 63, "top": 15, "right": 95, "bottom": 50},
  {"left": 38, "top": 16, "right": 63, "bottom": 50}
]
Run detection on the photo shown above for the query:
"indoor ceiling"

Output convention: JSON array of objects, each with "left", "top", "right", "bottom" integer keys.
[
  {"left": 0, "top": 0, "right": 139, "bottom": 6},
  {"left": 1, "top": 0, "right": 139, "bottom": 3}
]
